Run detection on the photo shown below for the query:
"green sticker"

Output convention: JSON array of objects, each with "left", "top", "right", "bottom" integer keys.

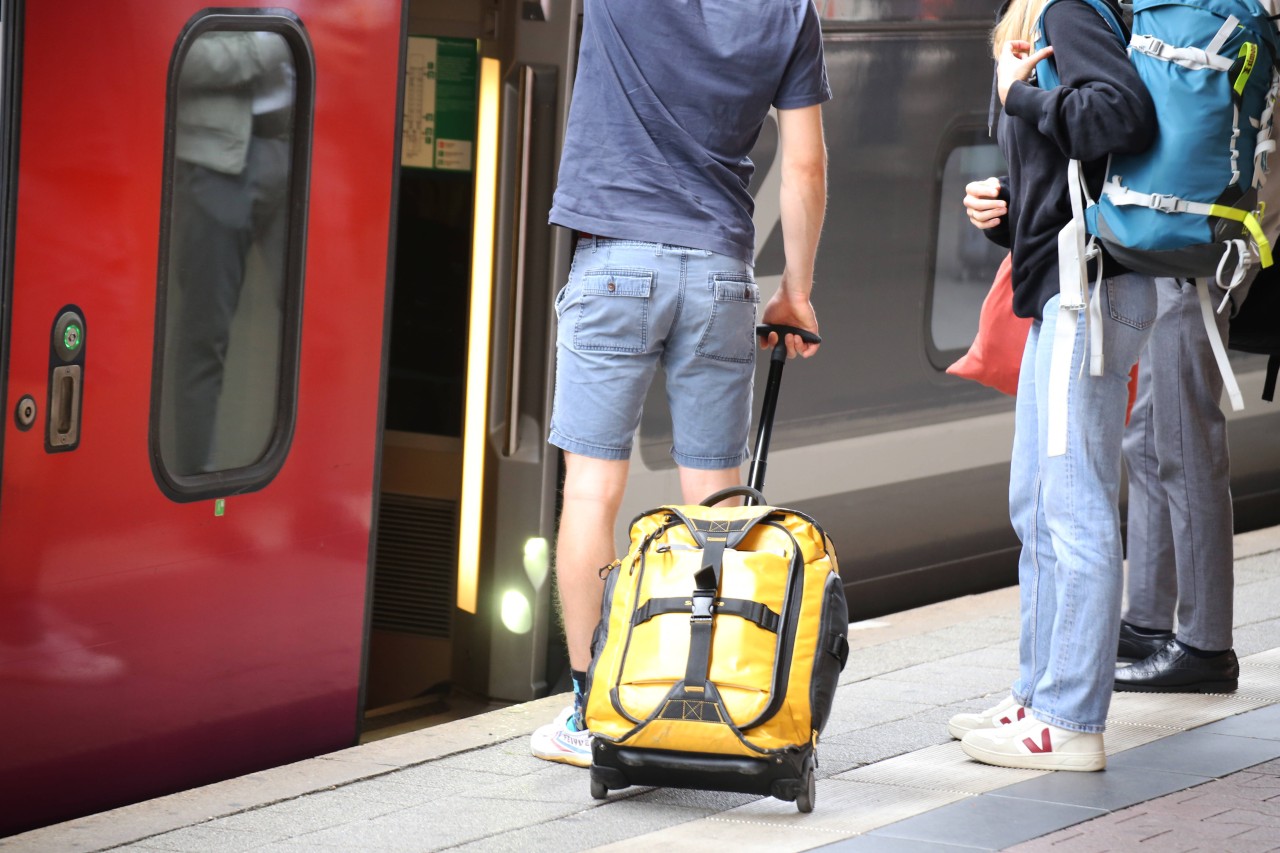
[
  {"left": 401, "top": 37, "right": 478, "bottom": 171},
  {"left": 214, "top": 498, "right": 226, "bottom": 517}
]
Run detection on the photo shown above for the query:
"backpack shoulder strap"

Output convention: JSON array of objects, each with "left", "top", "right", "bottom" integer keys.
[{"left": 1034, "top": 0, "right": 1128, "bottom": 90}]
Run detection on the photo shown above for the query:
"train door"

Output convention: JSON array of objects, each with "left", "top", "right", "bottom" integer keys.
[
  {"left": 365, "top": 0, "right": 577, "bottom": 722},
  {"left": 0, "top": 1, "right": 401, "bottom": 833}
]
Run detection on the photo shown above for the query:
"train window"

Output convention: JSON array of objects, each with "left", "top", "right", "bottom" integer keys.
[
  {"left": 817, "top": 0, "right": 1000, "bottom": 24},
  {"left": 152, "top": 15, "right": 313, "bottom": 500},
  {"left": 927, "top": 136, "right": 1007, "bottom": 364}
]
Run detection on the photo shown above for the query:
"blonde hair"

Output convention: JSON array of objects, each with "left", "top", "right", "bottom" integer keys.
[{"left": 992, "top": 0, "right": 1051, "bottom": 58}]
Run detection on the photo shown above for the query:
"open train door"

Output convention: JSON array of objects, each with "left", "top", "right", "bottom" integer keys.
[
  {"left": 0, "top": 1, "right": 402, "bottom": 834},
  {"left": 368, "top": 1, "right": 580, "bottom": 712},
  {"left": 452, "top": 2, "right": 581, "bottom": 704}
]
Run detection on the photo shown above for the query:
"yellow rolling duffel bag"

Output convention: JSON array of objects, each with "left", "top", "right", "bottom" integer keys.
[{"left": 585, "top": 325, "right": 850, "bottom": 813}]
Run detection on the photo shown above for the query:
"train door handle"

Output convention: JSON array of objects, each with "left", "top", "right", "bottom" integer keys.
[
  {"left": 49, "top": 365, "right": 82, "bottom": 447},
  {"left": 47, "top": 307, "right": 85, "bottom": 452}
]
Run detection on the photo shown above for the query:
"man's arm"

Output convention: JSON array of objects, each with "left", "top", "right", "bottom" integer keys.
[{"left": 762, "top": 103, "right": 827, "bottom": 358}]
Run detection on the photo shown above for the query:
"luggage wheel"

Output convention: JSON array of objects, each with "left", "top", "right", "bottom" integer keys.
[
  {"left": 590, "top": 778, "right": 608, "bottom": 800},
  {"left": 795, "top": 765, "right": 816, "bottom": 813}
]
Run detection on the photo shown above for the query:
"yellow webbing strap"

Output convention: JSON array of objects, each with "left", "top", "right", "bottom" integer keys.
[
  {"left": 1209, "top": 203, "right": 1273, "bottom": 267},
  {"left": 1234, "top": 42, "right": 1259, "bottom": 97}
]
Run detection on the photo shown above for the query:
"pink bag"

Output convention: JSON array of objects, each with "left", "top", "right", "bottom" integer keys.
[{"left": 946, "top": 254, "right": 1028, "bottom": 397}]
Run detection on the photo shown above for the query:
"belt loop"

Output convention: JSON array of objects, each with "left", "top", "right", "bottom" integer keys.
[
  {"left": 590, "top": 234, "right": 598, "bottom": 252},
  {"left": 655, "top": 243, "right": 663, "bottom": 258}
]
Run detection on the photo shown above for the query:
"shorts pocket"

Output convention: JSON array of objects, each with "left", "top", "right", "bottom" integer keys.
[
  {"left": 1106, "top": 276, "right": 1156, "bottom": 330},
  {"left": 697, "top": 274, "right": 759, "bottom": 363},
  {"left": 572, "top": 270, "right": 653, "bottom": 353}
]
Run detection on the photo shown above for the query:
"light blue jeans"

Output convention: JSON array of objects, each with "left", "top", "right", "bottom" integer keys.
[{"left": 1010, "top": 274, "right": 1158, "bottom": 733}]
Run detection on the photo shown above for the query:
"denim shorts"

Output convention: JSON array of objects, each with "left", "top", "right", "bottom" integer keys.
[{"left": 548, "top": 237, "right": 758, "bottom": 469}]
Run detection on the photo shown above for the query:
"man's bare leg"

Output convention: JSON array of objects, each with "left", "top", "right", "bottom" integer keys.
[
  {"left": 556, "top": 452, "right": 630, "bottom": 672},
  {"left": 531, "top": 453, "right": 628, "bottom": 764},
  {"left": 679, "top": 465, "right": 743, "bottom": 506}
]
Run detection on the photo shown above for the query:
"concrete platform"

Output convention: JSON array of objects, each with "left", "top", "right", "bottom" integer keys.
[{"left": 5, "top": 527, "right": 1280, "bottom": 853}]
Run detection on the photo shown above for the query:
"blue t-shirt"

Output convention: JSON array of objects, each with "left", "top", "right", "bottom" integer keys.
[{"left": 548, "top": 0, "right": 831, "bottom": 263}]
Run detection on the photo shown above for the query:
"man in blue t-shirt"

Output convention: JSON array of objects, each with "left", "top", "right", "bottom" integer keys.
[{"left": 532, "top": 0, "right": 831, "bottom": 767}]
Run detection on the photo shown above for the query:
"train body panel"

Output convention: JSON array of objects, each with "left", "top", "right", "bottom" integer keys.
[{"left": 0, "top": 0, "right": 401, "bottom": 832}]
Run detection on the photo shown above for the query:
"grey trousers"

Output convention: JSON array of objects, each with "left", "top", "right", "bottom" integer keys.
[{"left": 1122, "top": 276, "right": 1234, "bottom": 651}]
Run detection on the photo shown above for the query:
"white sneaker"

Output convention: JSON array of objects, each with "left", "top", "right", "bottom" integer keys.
[
  {"left": 530, "top": 703, "right": 591, "bottom": 768},
  {"left": 947, "top": 695, "right": 1027, "bottom": 740},
  {"left": 960, "top": 714, "right": 1105, "bottom": 772}
]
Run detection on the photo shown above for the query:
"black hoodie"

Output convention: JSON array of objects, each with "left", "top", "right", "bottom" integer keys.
[{"left": 984, "top": 0, "right": 1156, "bottom": 321}]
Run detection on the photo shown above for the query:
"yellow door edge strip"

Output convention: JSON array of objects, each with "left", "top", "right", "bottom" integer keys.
[{"left": 458, "top": 55, "right": 502, "bottom": 614}]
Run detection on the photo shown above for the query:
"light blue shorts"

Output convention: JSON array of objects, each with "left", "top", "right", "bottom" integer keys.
[{"left": 548, "top": 237, "right": 758, "bottom": 469}]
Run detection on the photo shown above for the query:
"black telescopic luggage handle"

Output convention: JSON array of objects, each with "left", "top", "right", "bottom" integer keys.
[
  {"left": 700, "top": 323, "right": 820, "bottom": 508},
  {"left": 747, "top": 323, "right": 821, "bottom": 504}
]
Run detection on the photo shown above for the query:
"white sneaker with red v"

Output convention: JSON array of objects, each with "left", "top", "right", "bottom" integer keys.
[
  {"left": 947, "top": 695, "right": 1027, "bottom": 740},
  {"left": 960, "top": 714, "right": 1105, "bottom": 772}
]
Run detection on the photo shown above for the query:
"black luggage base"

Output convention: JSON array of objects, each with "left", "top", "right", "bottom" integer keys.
[{"left": 589, "top": 739, "right": 818, "bottom": 813}]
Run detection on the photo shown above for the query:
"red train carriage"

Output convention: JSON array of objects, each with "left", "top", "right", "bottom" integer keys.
[{"left": 0, "top": 0, "right": 403, "bottom": 833}]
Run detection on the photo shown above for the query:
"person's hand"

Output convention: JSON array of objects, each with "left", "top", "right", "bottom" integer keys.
[
  {"left": 964, "top": 177, "right": 1007, "bottom": 230},
  {"left": 997, "top": 40, "right": 1053, "bottom": 103},
  {"left": 760, "top": 284, "right": 820, "bottom": 359}
]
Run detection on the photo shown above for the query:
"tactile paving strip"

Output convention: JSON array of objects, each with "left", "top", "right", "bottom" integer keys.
[
  {"left": 1107, "top": 689, "right": 1275, "bottom": 729},
  {"left": 1099, "top": 720, "right": 1183, "bottom": 752},
  {"left": 714, "top": 779, "right": 967, "bottom": 833},
  {"left": 1242, "top": 647, "right": 1280, "bottom": 670},
  {"left": 831, "top": 742, "right": 1044, "bottom": 794}
]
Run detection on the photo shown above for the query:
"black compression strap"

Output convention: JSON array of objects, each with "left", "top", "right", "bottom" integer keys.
[
  {"left": 632, "top": 597, "right": 780, "bottom": 633},
  {"left": 827, "top": 631, "right": 850, "bottom": 670},
  {"left": 682, "top": 536, "right": 727, "bottom": 692}
]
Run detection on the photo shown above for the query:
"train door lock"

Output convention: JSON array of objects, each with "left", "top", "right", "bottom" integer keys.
[
  {"left": 14, "top": 395, "right": 37, "bottom": 430},
  {"left": 47, "top": 307, "right": 85, "bottom": 452}
]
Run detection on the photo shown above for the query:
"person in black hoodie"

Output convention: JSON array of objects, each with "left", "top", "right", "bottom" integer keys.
[{"left": 945, "top": 0, "right": 1157, "bottom": 771}]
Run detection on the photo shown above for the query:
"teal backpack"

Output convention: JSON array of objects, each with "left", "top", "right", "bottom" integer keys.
[
  {"left": 1032, "top": 0, "right": 1280, "bottom": 446},
  {"left": 1035, "top": 0, "right": 1280, "bottom": 287}
]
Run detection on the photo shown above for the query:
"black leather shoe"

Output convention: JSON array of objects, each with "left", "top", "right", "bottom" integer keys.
[
  {"left": 1114, "top": 639, "right": 1239, "bottom": 693},
  {"left": 1117, "top": 621, "right": 1174, "bottom": 661}
]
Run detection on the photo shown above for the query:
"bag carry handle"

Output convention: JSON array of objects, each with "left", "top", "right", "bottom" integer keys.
[{"left": 700, "top": 485, "right": 768, "bottom": 507}]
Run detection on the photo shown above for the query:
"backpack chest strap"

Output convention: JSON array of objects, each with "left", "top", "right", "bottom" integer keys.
[{"left": 1131, "top": 29, "right": 1237, "bottom": 73}]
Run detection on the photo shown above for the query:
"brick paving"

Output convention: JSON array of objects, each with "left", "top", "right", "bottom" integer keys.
[{"left": 1007, "top": 758, "right": 1280, "bottom": 852}]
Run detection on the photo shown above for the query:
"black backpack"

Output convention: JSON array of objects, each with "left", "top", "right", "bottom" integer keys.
[{"left": 1230, "top": 266, "right": 1280, "bottom": 402}]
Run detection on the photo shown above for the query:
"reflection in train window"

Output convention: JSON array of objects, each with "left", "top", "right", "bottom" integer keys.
[
  {"left": 154, "top": 21, "right": 311, "bottom": 496},
  {"left": 929, "top": 140, "right": 1008, "bottom": 359}
]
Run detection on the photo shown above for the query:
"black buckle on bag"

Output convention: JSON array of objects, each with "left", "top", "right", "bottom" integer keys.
[{"left": 690, "top": 591, "right": 716, "bottom": 621}]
